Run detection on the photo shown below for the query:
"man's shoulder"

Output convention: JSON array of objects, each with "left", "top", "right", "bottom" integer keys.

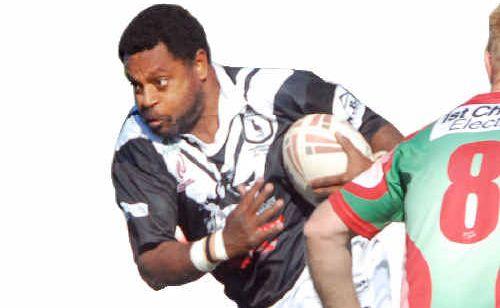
[
  {"left": 216, "top": 63, "right": 339, "bottom": 96},
  {"left": 113, "top": 109, "right": 182, "bottom": 179},
  {"left": 115, "top": 108, "right": 181, "bottom": 158},
  {"left": 115, "top": 108, "right": 162, "bottom": 151}
]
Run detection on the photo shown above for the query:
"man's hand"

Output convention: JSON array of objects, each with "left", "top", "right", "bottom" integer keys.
[
  {"left": 309, "top": 132, "right": 372, "bottom": 200},
  {"left": 138, "top": 179, "right": 283, "bottom": 288},
  {"left": 223, "top": 179, "right": 284, "bottom": 258}
]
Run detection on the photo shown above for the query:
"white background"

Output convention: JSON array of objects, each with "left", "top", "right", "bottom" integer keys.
[{"left": 0, "top": 1, "right": 497, "bottom": 307}]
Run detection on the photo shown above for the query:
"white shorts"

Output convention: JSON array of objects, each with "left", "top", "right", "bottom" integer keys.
[
  {"left": 270, "top": 265, "right": 322, "bottom": 308},
  {"left": 271, "top": 223, "right": 404, "bottom": 308}
]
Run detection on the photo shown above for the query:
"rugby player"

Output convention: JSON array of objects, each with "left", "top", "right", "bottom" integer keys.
[
  {"left": 112, "top": 4, "right": 402, "bottom": 307},
  {"left": 305, "top": 5, "right": 500, "bottom": 308}
]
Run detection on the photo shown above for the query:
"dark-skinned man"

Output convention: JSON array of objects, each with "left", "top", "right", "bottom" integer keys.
[{"left": 112, "top": 4, "right": 403, "bottom": 307}]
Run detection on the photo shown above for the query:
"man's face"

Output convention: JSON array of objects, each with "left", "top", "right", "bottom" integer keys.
[{"left": 125, "top": 42, "right": 204, "bottom": 139}]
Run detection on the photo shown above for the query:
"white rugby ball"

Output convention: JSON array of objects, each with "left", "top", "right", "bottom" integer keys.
[{"left": 282, "top": 114, "right": 373, "bottom": 204}]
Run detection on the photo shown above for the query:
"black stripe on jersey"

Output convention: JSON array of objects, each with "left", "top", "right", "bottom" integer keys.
[
  {"left": 208, "top": 117, "right": 241, "bottom": 172},
  {"left": 291, "top": 70, "right": 336, "bottom": 114},
  {"left": 180, "top": 148, "right": 218, "bottom": 182},
  {"left": 208, "top": 116, "right": 239, "bottom": 162},
  {"left": 272, "top": 70, "right": 337, "bottom": 122},
  {"left": 358, "top": 107, "right": 389, "bottom": 142},
  {"left": 244, "top": 68, "right": 260, "bottom": 101},
  {"left": 223, "top": 66, "right": 242, "bottom": 84},
  {"left": 179, "top": 136, "right": 202, "bottom": 151},
  {"left": 232, "top": 125, "right": 245, "bottom": 176},
  {"left": 208, "top": 146, "right": 225, "bottom": 170}
]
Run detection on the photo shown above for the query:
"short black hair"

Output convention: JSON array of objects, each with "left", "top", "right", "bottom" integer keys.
[{"left": 118, "top": 4, "right": 211, "bottom": 63}]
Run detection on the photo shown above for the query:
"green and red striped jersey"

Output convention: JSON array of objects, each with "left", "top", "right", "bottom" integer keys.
[{"left": 329, "top": 92, "right": 500, "bottom": 308}]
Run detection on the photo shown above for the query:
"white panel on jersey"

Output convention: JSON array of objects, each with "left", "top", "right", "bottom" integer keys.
[
  {"left": 235, "top": 67, "right": 260, "bottom": 95},
  {"left": 120, "top": 202, "right": 149, "bottom": 218},
  {"left": 115, "top": 112, "right": 163, "bottom": 151},
  {"left": 175, "top": 141, "right": 220, "bottom": 203},
  {"left": 245, "top": 68, "right": 294, "bottom": 118},
  {"left": 203, "top": 64, "right": 247, "bottom": 157},
  {"left": 220, "top": 115, "right": 243, "bottom": 179},
  {"left": 430, "top": 103, "right": 500, "bottom": 140}
]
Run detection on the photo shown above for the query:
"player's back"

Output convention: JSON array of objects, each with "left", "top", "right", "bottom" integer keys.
[{"left": 397, "top": 92, "right": 500, "bottom": 307}]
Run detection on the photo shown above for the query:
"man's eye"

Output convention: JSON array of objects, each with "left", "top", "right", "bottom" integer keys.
[
  {"left": 130, "top": 82, "right": 142, "bottom": 94},
  {"left": 157, "top": 77, "right": 168, "bottom": 87}
]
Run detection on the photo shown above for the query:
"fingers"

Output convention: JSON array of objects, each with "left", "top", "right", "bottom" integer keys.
[
  {"left": 238, "top": 178, "right": 276, "bottom": 213},
  {"left": 250, "top": 182, "right": 274, "bottom": 213},
  {"left": 335, "top": 132, "right": 364, "bottom": 159},
  {"left": 256, "top": 198, "right": 284, "bottom": 225},
  {"left": 237, "top": 184, "right": 247, "bottom": 196},
  {"left": 255, "top": 217, "right": 284, "bottom": 242},
  {"left": 239, "top": 178, "right": 265, "bottom": 208},
  {"left": 309, "top": 175, "right": 344, "bottom": 189},
  {"left": 248, "top": 178, "right": 265, "bottom": 197}
]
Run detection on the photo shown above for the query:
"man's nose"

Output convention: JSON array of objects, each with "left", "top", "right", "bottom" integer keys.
[{"left": 142, "top": 85, "right": 159, "bottom": 109}]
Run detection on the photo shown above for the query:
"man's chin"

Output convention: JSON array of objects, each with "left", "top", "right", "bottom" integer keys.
[
  {"left": 148, "top": 125, "right": 176, "bottom": 138},
  {"left": 148, "top": 124, "right": 178, "bottom": 139}
]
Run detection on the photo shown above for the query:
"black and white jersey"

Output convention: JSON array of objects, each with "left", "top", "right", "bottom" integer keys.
[{"left": 112, "top": 64, "right": 389, "bottom": 307}]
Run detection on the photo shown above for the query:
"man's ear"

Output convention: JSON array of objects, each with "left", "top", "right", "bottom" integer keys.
[
  {"left": 193, "top": 49, "right": 209, "bottom": 81},
  {"left": 485, "top": 50, "right": 494, "bottom": 84}
]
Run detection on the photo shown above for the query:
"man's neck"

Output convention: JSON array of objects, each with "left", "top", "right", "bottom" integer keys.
[
  {"left": 491, "top": 82, "right": 500, "bottom": 92},
  {"left": 191, "top": 66, "right": 220, "bottom": 144}
]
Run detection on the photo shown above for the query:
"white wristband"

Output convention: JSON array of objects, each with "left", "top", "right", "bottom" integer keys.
[
  {"left": 213, "top": 229, "right": 229, "bottom": 261},
  {"left": 189, "top": 237, "right": 218, "bottom": 272}
]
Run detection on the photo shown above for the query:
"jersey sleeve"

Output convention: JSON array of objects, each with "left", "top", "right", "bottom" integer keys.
[
  {"left": 273, "top": 70, "right": 389, "bottom": 142},
  {"left": 112, "top": 137, "right": 178, "bottom": 260},
  {"left": 328, "top": 148, "right": 405, "bottom": 239}
]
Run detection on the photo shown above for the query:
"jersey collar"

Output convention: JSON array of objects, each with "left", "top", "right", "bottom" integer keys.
[
  {"left": 180, "top": 63, "right": 246, "bottom": 156},
  {"left": 463, "top": 92, "right": 500, "bottom": 105}
]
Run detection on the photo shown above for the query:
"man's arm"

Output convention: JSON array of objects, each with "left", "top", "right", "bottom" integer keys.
[
  {"left": 113, "top": 135, "right": 284, "bottom": 289},
  {"left": 138, "top": 241, "right": 203, "bottom": 289},
  {"left": 304, "top": 199, "right": 358, "bottom": 308},
  {"left": 136, "top": 179, "right": 284, "bottom": 289},
  {"left": 272, "top": 71, "right": 403, "bottom": 198},
  {"left": 369, "top": 123, "right": 403, "bottom": 153},
  {"left": 306, "top": 146, "right": 406, "bottom": 307}
]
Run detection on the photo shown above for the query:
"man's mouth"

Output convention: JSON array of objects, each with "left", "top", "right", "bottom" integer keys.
[
  {"left": 140, "top": 111, "right": 177, "bottom": 136},
  {"left": 142, "top": 114, "right": 175, "bottom": 132},
  {"left": 147, "top": 118, "right": 162, "bottom": 127},
  {"left": 142, "top": 112, "right": 163, "bottom": 126}
]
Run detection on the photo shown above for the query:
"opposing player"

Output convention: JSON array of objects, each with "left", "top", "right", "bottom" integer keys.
[
  {"left": 112, "top": 4, "right": 402, "bottom": 307},
  {"left": 305, "top": 5, "right": 500, "bottom": 308}
]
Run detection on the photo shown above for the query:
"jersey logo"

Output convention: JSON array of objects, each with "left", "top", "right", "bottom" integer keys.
[
  {"left": 242, "top": 112, "right": 274, "bottom": 143},
  {"left": 333, "top": 85, "right": 366, "bottom": 129},
  {"left": 430, "top": 103, "right": 500, "bottom": 140}
]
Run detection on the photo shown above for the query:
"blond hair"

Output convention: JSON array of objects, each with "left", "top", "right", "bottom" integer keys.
[{"left": 487, "top": 5, "right": 500, "bottom": 60}]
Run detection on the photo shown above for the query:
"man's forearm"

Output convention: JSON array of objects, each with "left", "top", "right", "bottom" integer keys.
[
  {"left": 305, "top": 201, "right": 359, "bottom": 308},
  {"left": 138, "top": 241, "right": 205, "bottom": 289},
  {"left": 370, "top": 123, "right": 403, "bottom": 153},
  {"left": 306, "top": 233, "right": 358, "bottom": 308}
]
